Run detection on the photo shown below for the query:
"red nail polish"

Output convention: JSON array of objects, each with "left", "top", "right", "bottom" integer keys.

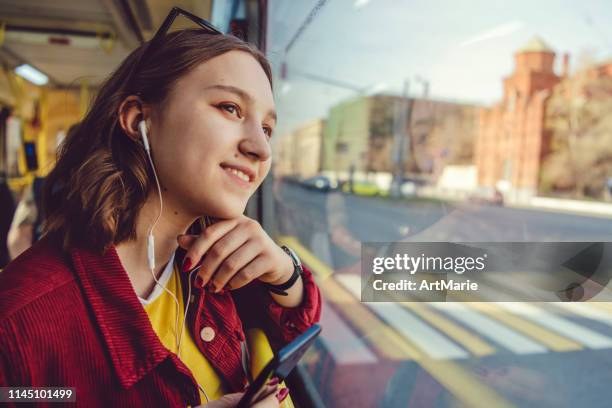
[
  {"left": 276, "top": 388, "right": 289, "bottom": 402},
  {"left": 267, "top": 377, "right": 279, "bottom": 386},
  {"left": 182, "top": 258, "right": 192, "bottom": 273},
  {"left": 195, "top": 276, "right": 204, "bottom": 288}
]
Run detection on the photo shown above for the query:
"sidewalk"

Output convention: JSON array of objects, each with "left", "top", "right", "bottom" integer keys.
[{"left": 511, "top": 196, "right": 612, "bottom": 219}]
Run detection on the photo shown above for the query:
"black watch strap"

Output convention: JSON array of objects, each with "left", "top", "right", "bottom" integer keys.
[{"left": 264, "top": 246, "right": 303, "bottom": 296}]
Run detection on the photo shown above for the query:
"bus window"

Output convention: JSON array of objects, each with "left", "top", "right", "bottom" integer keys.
[{"left": 266, "top": 0, "right": 612, "bottom": 407}]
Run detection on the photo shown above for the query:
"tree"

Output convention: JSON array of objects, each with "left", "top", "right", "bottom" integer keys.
[{"left": 542, "top": 67, "right": 612, "bottom": 199}]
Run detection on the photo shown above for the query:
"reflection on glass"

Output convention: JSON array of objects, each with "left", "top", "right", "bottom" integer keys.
[{"left": 268, "top": 1, "right": 612, "bottom": 407}]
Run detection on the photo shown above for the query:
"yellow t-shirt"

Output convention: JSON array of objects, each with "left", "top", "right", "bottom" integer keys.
[{"left": 140, "top": 255, "right": 226, "bottom": 402}]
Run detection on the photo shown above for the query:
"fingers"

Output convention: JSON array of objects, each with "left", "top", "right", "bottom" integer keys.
[
  {"left": 179, "top": 218, "right": 239, "bottom": 274},
  {"left": 177, "top": 234, "right": 198, "bottom": 249},
  {"left": 196, "top": 224, "right": 250, "bottom": 287},
  {"left": 226, "top": 255, "right": 271, "bottom": 292},
  {"left": 275, "top": 388, "right": 290, "bottom": 404},
  {"left": 178, "top": 216, "right": 271, "bottom": 291},
  {"left": 210, "top": 240, "right": 263, "bottom": 292}
]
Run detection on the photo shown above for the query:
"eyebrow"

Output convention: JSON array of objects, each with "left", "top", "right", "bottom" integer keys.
[{"left": 204, "top": 84, "right": 277, "bottom": 123}]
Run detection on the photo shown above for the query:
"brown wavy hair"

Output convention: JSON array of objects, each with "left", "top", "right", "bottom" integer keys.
[{"left": 42, "top": 30, "right": 273, "bottom": 254}]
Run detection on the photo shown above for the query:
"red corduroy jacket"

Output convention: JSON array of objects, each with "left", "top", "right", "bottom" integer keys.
[{"left": 0, "top": 236, "right": 321, "bottom": 407}]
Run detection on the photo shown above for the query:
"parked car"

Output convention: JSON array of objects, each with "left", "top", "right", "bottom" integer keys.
[
  {"left": 342, "top": 180, "right": 386, "bottom": 196},
  {"left": 301, "top": 175, "right": 338, "bottom": 192}
]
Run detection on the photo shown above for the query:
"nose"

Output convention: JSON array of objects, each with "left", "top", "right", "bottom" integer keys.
[{"left": 238, "top": 121, "right": 271, "bottom": 162}]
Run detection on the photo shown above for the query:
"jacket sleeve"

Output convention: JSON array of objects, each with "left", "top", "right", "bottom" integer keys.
[
  {"left": 233, "top": 264, "right": 322, "bottom": 344},
  {"left": 263, "top": 264, "right": 322, "bottom": 342}
]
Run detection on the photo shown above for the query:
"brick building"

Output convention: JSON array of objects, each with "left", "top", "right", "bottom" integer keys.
[{"left": 475, "top": 37, "right": 565, "bottom": 201}]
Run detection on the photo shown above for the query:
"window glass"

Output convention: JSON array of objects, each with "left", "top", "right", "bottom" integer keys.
[{"left": 267, "top": 1, "right": 612, "bottom": 406}]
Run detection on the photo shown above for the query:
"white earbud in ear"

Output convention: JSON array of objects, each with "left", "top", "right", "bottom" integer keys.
[
  {"left": 138, "top": 118, "right": 154, "bottom": 269},
  {"left": 138, "top": 120, "right": 150, "bottom": 153}
]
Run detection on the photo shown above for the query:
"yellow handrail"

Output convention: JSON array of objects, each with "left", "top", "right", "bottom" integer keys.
[{"left": 245, "top": 328, "right": 295, "bottom": 408}]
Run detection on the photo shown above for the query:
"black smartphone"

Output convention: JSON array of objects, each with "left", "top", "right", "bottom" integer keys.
[{"left": 236, "top": 324, "right": 322, "bottom": 408}]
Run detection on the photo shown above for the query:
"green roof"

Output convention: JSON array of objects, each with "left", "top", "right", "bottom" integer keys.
[{"left": 519, "top": 36, "right": 554, "bottom": 53}]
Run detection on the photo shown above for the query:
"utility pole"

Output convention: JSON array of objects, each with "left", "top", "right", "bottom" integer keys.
[{"left": 391, "top": 80, "right": 411, "bottom": 197}]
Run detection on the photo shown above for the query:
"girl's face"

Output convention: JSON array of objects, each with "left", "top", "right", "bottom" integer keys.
[{"left": 150, "top": 50, "right": 276, "bottom": 219}]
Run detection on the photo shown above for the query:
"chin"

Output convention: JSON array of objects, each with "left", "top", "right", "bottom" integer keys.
[{"left": 205, "top": 198, "right": 248, "bottom": 220}]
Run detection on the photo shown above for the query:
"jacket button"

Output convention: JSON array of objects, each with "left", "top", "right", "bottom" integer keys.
[{"left": 200, "top": 326, "right": 215, "bottom": 342}]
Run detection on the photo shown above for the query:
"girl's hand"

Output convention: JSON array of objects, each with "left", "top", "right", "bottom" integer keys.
[{"left": 177, "top": 215, "right": 294, "bottom": 292}]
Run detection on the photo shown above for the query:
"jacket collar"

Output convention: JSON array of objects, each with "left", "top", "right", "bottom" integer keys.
[{"left": 70, "top": 242, "right": 176, "bottom": 389}]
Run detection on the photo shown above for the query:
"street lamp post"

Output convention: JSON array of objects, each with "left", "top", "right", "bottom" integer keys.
[{"left": 391, "top": 80, "right": 410, "bottom": 198}]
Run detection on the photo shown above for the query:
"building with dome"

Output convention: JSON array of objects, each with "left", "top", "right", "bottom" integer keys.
[{"left": 475, "top": 36, "right": 567, "bottom": 201}]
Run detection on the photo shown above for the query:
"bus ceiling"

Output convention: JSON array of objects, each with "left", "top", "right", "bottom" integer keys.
[{"left": 0, "top": 0, "right": 214, "bottom": 88}]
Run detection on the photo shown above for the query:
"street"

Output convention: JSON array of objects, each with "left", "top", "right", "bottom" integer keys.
[{"left": 274, "top": 181, "right": 612, "bottom": 408}]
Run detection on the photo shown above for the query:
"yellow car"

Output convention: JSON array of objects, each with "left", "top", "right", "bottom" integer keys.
[{"left": 342, "top": 181, "right": 387, "bottom": 197}]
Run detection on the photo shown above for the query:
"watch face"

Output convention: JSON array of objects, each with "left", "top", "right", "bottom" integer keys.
[{"left": 283, "top": 246, "right": 302, "bottom": 267}]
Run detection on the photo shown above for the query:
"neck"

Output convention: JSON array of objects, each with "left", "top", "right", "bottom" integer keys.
[{"left": 116, "top": 192, "right": 198, "bottom": 299}]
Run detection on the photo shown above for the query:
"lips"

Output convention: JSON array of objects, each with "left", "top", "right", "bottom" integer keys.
[{"left": 220, "top": 163, "right": 255, "bottom": 183}]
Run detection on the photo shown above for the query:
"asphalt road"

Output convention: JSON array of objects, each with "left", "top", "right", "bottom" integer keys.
[
  {"left": 274, "top": 183, "right": 612, "bottom": 268},
  {"left": 273, "top": 182, "right": 612, "bottom": 408}
]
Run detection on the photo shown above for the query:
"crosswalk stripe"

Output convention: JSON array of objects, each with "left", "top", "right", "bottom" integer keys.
[
  {"left": 552, "top": 302, "right": 612, "bottom": 328},
  {"left": 431, "top": 303, "right": 548, "bottom": 354},
  {"left": 319, "top": 300, "right": 379, "bottom": 364},
  {"left": 587, "top": 302, "right": 612, "bottom": 314},
  {"left": 399, "top": 302, "right": 497, "bottom": 357},
  {"left": 469, "top": 302, "right": 583, "bottom": 351},
  {"left": 318, "top": 275, "right": 422, "bottom": 360},
  {"left": 494, "top": 302, "right": 612, "bottom": 349},
  {"left": 449, "top": 292, "right": 583, "bottom": 352},
  {"left": 336, "top": 274, "right": 469, "bottom": 360}
]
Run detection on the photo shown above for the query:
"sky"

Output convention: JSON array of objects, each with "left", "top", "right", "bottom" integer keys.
[{"left": 266, "top": 0, "right": 612, "bottom": 138}]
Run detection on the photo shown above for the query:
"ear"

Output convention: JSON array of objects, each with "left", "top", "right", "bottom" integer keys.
[{"left": 118, "top": 96, "right": 150, "bottom": 142}]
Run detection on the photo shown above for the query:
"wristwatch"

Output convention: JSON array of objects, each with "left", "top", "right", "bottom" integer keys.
[{"left": 264, "top": 245, "right": 303, "bottom": 296}]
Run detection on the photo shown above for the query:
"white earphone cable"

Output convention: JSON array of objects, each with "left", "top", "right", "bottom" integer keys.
[
  {"left": 144, "top": 141, "right": 181, "bottom": 354},
  {"left": 140, "top": 121, "right": 209, "bottom": 404}
]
